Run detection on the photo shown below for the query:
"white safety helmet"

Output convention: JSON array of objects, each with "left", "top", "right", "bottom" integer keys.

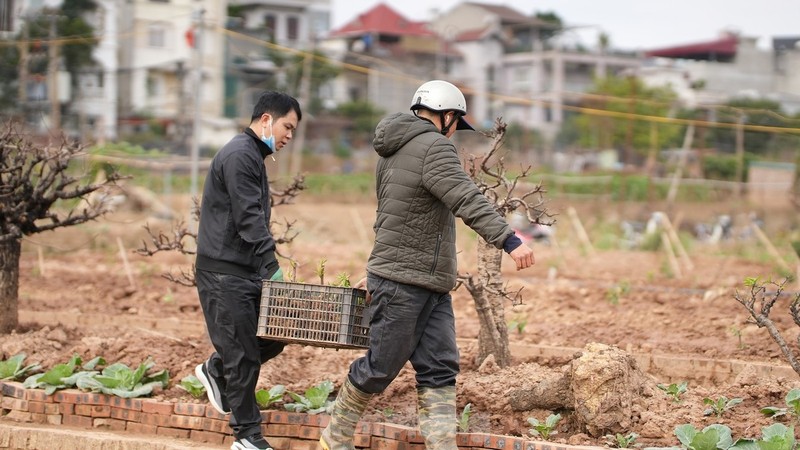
[{"left": 410, "top": 80, "right": 474, "bottom": 131}]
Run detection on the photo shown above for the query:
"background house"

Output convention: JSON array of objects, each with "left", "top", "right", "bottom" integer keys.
[
  {"left": 639, "top": 32, "right": 800, "bottom": 114},
  {"left": 3, "top": 0, "right": 797, "bottom": 168},
  {"left": 320, "top": 3, "right": 462, "bottom": 116},
  {"left": 430, "top": 2, "right": 640, "bottom": 138},
  {"left": 118, "top": 0, "right": 229, "bottom": 150},
  {"left": 223, "top": 0, "right": 332, "bottom": 122}
]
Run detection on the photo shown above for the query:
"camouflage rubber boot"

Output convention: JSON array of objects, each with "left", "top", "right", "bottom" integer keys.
[
  {"left": 320, "top": 378, "right": 372, "bottom": 450},
  {"left": 417, "top": 386, "right": 459, "bottom": 450}
]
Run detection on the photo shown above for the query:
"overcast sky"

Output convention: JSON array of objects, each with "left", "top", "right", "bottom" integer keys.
[{"left": 330, "top": 0, "right": 800, "bottom": 51}]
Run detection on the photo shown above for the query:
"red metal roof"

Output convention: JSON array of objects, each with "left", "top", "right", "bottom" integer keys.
[
  {"left": 330, "top": 2, "right": 435, "bottom": 38},
  {"left": 645, "top": 34, "right": 738, "bottom": 59}
]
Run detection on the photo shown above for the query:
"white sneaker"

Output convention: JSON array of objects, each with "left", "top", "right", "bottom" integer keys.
[
  {"left": 231, "top": 434, "right": 274, "bottom": 450},
  {"left": 195, "top": 361, "right": 230, "bottom": 414}
]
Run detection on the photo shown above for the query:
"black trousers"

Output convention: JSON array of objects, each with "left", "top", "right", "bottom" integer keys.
[
  {"left": 348, "top": 273, "right": 459, "bottom": 394},
  {"left": 196, "top": 268, "right": 285, "bottom": 439}
]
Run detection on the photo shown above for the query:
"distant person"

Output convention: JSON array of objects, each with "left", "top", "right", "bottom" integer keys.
[
  {"left": 194, "top": 91, "right": 301, "bottom": 450},
  {"left": 320, "top": 80, "right": 535, "bottom": 450}
]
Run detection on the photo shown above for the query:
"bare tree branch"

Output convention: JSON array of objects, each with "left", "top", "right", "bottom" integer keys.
[
  {"left": 455, "top": 117, "right": 554, "bottom": 366},
  {"left": 136, "top": 177, "right": 306, "bottom": 286},
  {"left": 162, "top": 267, "right": 197, "bottom": 287},
  {"left": 733, "top": 278, "right": 800, "bottom": 375},
  {"left": 463, "top": 118, "right": 555, "bottom": 227},
  {"left": 1, "top": 122, "right": 129, "bottom": 333},
  {"left": 136, "top": 221, "right": 197, "bottom": 257},
  {"left": 0, "top": 122, "right": 126, "bottom": 244},
  {"left": 270, "top": 175, "right": 305, "bottom": 206}
]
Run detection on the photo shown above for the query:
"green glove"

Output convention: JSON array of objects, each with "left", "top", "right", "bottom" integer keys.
[{"left": 270, "top": 268, "right": 284, "bottom": 281}]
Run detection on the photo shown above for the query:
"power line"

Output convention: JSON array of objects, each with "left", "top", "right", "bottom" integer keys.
[{"left": 3, "top": 21, "right": 799, "bottom": 134}]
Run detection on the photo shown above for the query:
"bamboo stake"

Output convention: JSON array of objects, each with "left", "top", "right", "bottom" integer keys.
[
  {"left": 660, "top": 214, "right": 694, "bottom": 271},
  {"left": 567, "top": 207, "right": 595, "bottom": 257},
  {"left": 662, "top": 232, "right": 682, "bottom": 278},
  {"left": 749, "top": 222, "right": 792, "bottom": 273},
  {"left": 37, "top": 246, "right": 46, "bottom": 277},
  {"left": 672, "top": 211, "right": 685, "bottom": 234},
  {"left": 116, "top": 237, "right": 136, "bottom": 290}
]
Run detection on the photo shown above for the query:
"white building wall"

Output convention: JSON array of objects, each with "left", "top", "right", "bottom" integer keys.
[
  {"left": 776, "top": 50, "right": 800, "bottom": 114},
  {"left": 232, "top": 0, "right": 331, "bottom": 44},
  {"left": 452, "top": 39, "right": 505, "bottom": 129},
  {"left": 118, "top": 0, "right": 229, "bottom": 147},
  {"left": 641, "top": 36, "right": 800, "bottom": 113},
  {"left": 74, "top": 0, "right": 118, "bottom": 140},
  {"left": 127, "top": 0, "right": 195, "bottom": 115}
]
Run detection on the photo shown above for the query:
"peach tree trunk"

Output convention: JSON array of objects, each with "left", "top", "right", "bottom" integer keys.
[
  {"left": 0, "top": 239, "right": 21, "bottom": 333},
  {"left": 473, "top": 239, "right": 511, "bottom": 367}
]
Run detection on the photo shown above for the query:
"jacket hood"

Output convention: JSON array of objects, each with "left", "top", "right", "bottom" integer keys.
[{"left": 373, "top": 112, "right": 439, "bottom": 157}]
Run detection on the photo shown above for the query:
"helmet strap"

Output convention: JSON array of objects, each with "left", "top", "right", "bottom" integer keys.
[{"left": 440, "top": 111, "right": 455, "bottom": 136}]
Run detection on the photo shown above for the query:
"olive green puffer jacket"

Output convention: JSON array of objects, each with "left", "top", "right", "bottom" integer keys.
[{"left": 366, "top": 113, "right": 514, "bottom": 293}]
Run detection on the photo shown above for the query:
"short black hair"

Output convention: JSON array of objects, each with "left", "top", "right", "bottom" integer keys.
[{"left": 251, "top": 91, "right": 302, "bottom": 122}]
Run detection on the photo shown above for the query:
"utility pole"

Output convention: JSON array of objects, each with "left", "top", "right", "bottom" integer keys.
[
  {"left": 666, "top": 123, "right": 695, "bottom": 210},
  {"left": 18, "top": 20, "right": 29, "bottom": 108},
  {"left": 175, "top": 60, "right": 188, "bottom": 154},
  {"left": 289, "top": 42, "right": 314, "bottom": 176},
  {"left": 189, "top": 8, "right": 205, "bottom": 201},
  {"left": 734, "top": 111, "right": 746, "bottom": 198},
  {"left": 47, "top": 15, "right": 60, "bottom": 135}
]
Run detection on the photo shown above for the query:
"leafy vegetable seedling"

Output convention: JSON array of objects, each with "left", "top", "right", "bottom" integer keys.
[
  {"left": 604, "top": 432, "right": 640, "bottom": 448},
  {"left": 703, "top": 396, "right": 743, "bottom": 417},
  {"left": 285, "top": 380, "right": 334, "bottom": 414},
  {"left": 657, "top": 381, "right": 688, "bottom": 403},
  {"left": 662, "top": 423, "right": 796, "bottom": 450},
  {"left": 256, "top": 385, "right": 286, "bottom": 409},
  {"left": 458, "top": 403, "right": 473, "bottom": 432},
  {"left": 23, "top": 354, "right": 106, "bottom": 395},
  {"left": 527, "top": 413, "right": 561, "bottom": 440},
  {"left": 76, "top": 357, "right": 169, "bottom": 398},
  {"left": 178, "top": 375, "right": 206, "bottom": 399},
  {"left": 0, "top": 353, "right": 41, "bottom": 381},
  {"left": 673, "top": 423, "right": 733, "bottom": 450},
  {"left": 761, "top": 388, "right": 800, "bottom": 420}
]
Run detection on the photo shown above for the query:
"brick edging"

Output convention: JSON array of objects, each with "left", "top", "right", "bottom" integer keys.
[{"left": 0, "top": 381, "right": 601, "bottom": 450}]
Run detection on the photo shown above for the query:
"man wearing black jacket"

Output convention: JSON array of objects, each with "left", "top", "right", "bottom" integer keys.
[{"left": 194, "top": 91, "right": 301, "bottom": 450}]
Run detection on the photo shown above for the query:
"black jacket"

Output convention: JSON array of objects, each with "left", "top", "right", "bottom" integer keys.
[{"left": 195, "top": 128, "right": 278, "bottom": 279}]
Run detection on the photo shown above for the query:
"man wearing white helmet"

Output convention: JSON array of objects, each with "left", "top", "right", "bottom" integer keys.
[{"left": 321, "top": 80, "right": 535, "bottom": 450}]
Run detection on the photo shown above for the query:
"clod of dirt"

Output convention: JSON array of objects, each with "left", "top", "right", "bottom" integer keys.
[
  {"left": 569, "top": 342, "right": 655, "bottom": 437},
  {"left": 478, "top": 354, "right": 499, "bottom": 374}
]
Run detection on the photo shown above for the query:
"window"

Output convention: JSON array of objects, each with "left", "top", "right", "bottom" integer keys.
[
  {"left": 287, "top": 16, "right": 299, "bottom": 41},
  {"left": 512, "top": 66, "right": 531, "bottom": 94},
  {"left": 146, "top": 74, "right": 160, "bottom": 97},
  {"left": 148, "top": 24, "right": 166, "bottom": 47},
  {"left": 264, "top": 14, "right": 275, "bottom": 34},
  {"left": 310, "top": 11, "right": 329, "bottom": 36}
]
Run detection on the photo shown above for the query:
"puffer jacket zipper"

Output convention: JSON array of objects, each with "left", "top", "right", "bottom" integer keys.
[{"left": 430, "top": 233, "right": 442, "bottom": 276}]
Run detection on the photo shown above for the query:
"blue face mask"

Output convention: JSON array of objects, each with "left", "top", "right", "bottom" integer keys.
[{"left": 260, "top": 118, "right": 275, "bottom": 152}]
